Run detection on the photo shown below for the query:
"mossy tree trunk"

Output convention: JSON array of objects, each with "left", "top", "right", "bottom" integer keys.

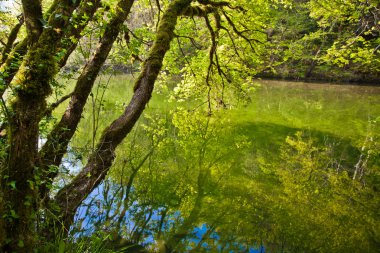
[
  {"left": 39, "top": 0, "right": 135, "bottom": 201},
  {"left": 0, "top": 0, "right": 80, "bottom": 250}
]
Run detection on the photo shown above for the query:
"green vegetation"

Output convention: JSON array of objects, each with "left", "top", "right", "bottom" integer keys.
[
  {"left": 261, "top": 0, "right": 380, "bottom": 82},
  {"left": 54, "top": 75, "right": 380, "bottom": 252},
  {"left": 0, "top": 0, "right": 379, "bottom": 252}
]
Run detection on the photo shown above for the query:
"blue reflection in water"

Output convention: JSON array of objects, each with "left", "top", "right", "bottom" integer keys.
[
  {"left": 191, "top": 224, "right": 265, "bottom": 253},
  {"left": 71, "top": 182, "right": 265, "bottom": 252}
]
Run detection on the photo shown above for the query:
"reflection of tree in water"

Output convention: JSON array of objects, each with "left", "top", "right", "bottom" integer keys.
[{"left": 71, "top": 110, "right": 380, "bottom": 253}]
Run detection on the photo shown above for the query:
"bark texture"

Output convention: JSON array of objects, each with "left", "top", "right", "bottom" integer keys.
[
  {"left": 54, "top": 0, "right": 193, "bottom": 229},
  {"left": 0, "top": 0, "right": 83, "bottom": 250},
  {"left": 21, "top": 0, "right": 43, "bottom": 44},
  {"left": 39, "top": 0, "right": 134, "bottom": 200}
]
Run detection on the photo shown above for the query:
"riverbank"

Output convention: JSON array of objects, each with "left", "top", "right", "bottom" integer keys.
[{"left": 256, "top": 68, "right": 380, "bottom": 85}]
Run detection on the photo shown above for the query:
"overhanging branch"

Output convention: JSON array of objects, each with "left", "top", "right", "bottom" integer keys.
[
  {"left": 39, "top": 0, "right": 136, "bottom": 200},
  {"left": 58, "top": 0, "right": 101, "bottom": 68},
  {"left": 53, "top": 0, "right": 193, "bottom": 229}
]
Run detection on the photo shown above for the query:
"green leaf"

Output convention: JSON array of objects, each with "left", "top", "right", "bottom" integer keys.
[
  {"left": 58, "top": 240, "right": 65, "bottom": 253},
  {"left": 17, "top": 240, "right": 24, "bottom": 248},
  {"left": 9, "top": 181, "right": 16, "bottom": 189}
]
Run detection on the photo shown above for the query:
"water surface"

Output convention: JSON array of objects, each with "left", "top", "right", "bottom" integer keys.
[{"left": 68, "top": 79, "right": 380, "bottom": 252}]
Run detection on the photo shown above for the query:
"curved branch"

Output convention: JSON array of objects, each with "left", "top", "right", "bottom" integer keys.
[
  {"left": 58, "top": 0, "right": 101, "bottom": 68},
  {"left": 0, "top": 15, "right": 24, "bottom": 65},
  {"left": 196, "top": 0, "right": 230, "bottom": 8},
  {"left": 39, "top": 0, "right": 135, "bottom": 199},
  {"left": 0, "top": 39, "right": 27, "bottom": 98},
  {"left": 182, "top": 5, "right": 218, "bottom": 17},
  {"left": 127, "top": 28, "right": 152, "bottom": 46},
  {"left": 222, "top": 9, "right": 264, "bottom": 50},
  {"left": 174, "top": 33, "right": 202, "bottom": 49},
  {"left": 44, "top": 92, "right": 74, "bottom": 117},
  {"left": 53, "top": 0, "right": 193, "bottom": 229}
]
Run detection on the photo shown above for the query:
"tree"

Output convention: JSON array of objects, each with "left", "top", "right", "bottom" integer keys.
[
  {"left": 0, "top": 0, "right": 262, "bottom": 251},
  {"left": 260, "top": 0, "right": 380, "bottom": 82}
]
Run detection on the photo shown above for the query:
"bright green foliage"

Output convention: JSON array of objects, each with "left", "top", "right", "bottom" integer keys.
[
  {"left": 271, "top": 132, "right": 380, "bottom": 251},
  {"left": 62, "top": 75, "right": 380, "bottom": 252},
  {"left": 309, "top": 0, "right": 380, "bottom": 74},
  {"left": 0, "top": 2, "right": 21, "bottom": 44},
  {"left": 260, "top": 0, "right": 380, "bottom": 81}
]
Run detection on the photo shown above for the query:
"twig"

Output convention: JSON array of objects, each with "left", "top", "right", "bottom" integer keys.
[
  {"left": 154, "top": 0, "right": 162, "bottom": 31},
  {"left": 174, "top": 33, "right": 202, "bottom": 49},
  {"left": 176, "top": 36, "right": 197, "bottom": 77},
  {"left": 204, "top": 15, "right": 217, "bottom": 115},
  {"left": 127, "top": 28, "right": 152, "bottom": 46},
  {"left": 44, "top": 92, "right": 74, "bottom": 117},
  {"left": 0, "top": 97, "right": 9, "bottom": 116}
]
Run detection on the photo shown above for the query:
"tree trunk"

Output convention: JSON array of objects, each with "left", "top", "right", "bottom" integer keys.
[
  {"left": 39, "top": 0, "right": 135, "bottom": 201},
  {"left": 0, "top": 0, "right": 81, "bottom": 249},
  {"left": 54, "top": 0, "right": 193, "bottom": 230}
]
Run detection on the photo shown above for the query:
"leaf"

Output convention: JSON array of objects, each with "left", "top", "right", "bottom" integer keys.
[
  {"left": 17, "top": 240, "right": 24, "bottom": 248},
  {"left": 9, "top": 181, "right": 16, "bottom": 189},
  {"left": 58, "top": 240, "right": 65, "bottom": 253}
]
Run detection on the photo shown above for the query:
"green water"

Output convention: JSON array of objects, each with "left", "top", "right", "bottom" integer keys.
[{"left": 67, "top": 78, "right": 380, "bottom": 253}]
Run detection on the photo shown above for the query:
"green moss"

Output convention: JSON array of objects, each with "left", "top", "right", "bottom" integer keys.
[
  {"left": 14, "top": 45, "right": 57, "bottom": 98},
  {"left": 133, "top": 0, "right": 192, "bottom": 91}
]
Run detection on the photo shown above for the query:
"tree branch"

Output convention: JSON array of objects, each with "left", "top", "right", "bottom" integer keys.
[
  {"left": 21, "top": 0, "right": 43, "bottom": 44},
  {"left": 44, "top": 92, "right": 74, "bottom": 117},
  {"left": 182, "top": 5, "right": 218, "bottom": 17},
  {"left": 174, "top": 33, "right": 202, "bottom": 49},
  {"left": 222, "top": 10, "right": 263, "bottom": 50},
  {"left": 204, "top": 15, "right": 217, "bottom": 115},
  {"left": 0, "top": 39, "right": 27, "bottom": 98},
  {"left": 0, "top": 0, "right": 84, "bottom": 99},
  {"left": 53, "top": 0, "right": 193, "bottom": 229},
  {"left": 57, "top": 0, "right": 101, "bottom": 68},
  {"left": 39, "top": 0, "right": 135, "bottom": 199},
  {"left": 127, "top": 28, "right": 152, "bottom": 46},
  {"left": 0, "top": 15, "right": 24, "bottom": 65}
]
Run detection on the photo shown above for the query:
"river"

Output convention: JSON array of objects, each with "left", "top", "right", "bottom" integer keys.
[{"left": 64, "top": 78, "right": 380, "bottom": 252}]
